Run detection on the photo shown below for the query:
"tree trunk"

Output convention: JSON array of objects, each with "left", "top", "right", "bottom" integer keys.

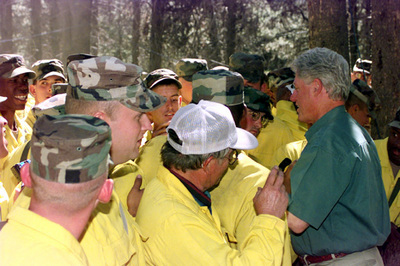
[
  {"left": 348, "top": 0, "right": 358, "bottom": 67},
  {"left": 149, "top": 0, "right": 163, "bottom": 71},
  {"left": 371, "top": 0, "right": 400, "bottom": 139},
  {"left": 67, "top": 0, "right": 92, "bottom": 55},
  {"left": 0, "top": 0, "right": 13, "bottom": 53},
  {"left": 91, "top": 0, "right": 99, "bottom": 56},
  {"left": 31, "top": 0, "right": 42, "bottom": 61},
  {"left": 46, "top": 0, "right": 62, "bottom": 59},
  {"left": 224, "top": 0, "right": 237, "bottom": 63},
  {"left": 131, "top": 0, "right": 142, "bottom": 64},
  {"left": 307, "top": 0, "right": 349, "bottom": 62},
  {"left": 206, "top": 0, "right": 221, "bottom": 66}
]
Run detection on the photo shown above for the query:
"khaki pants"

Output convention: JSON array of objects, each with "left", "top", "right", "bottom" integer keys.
[{"left": 308, "top": 247, "right": 383, "bottom": 266}]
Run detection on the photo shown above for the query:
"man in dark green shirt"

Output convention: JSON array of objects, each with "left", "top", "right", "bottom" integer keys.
[{"left": 287, "top": 47, "right": 390, "bottom": 265}]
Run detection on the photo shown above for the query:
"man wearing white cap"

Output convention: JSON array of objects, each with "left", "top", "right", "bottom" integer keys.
[
  {"left": 136, "top": 100, "right": 289, "bottom": 265},
  {"left": 0, "top": 54, "right": 35, "bottom": 153}
]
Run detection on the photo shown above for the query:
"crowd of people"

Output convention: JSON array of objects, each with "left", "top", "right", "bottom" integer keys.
[{"left": 0, "top": 47, "right": 398, "bottom": 265}]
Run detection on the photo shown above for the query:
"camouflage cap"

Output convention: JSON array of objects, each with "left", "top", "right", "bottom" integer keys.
[
  {"left": 66, "top": 53, "right": 96, "bottom": 66},
  {"left": 67, "top": 56, "right": 166, "bottom": 112},
  {"left": 389, "top": 106, "right": 400, "bottom": 129},
  {"left": 51, "top": 82, "right": 68, "bottom": 96},
  {"left": 229, "top": 53, "right": 264, "bottom": 83},
  {"left": 0, "top": 54, "right": 35, "bottom": 79},
  {"left": 32, "top": 93, "right": 66, "bottom": 118},
  {"left": 175, "top": 58, "right": 208, "bottom": 81},
  {"left": 31, "top": 114, "right": 112, "bottom": 183},
  {"left": 144, "top": 68, "right": 182, "bottom": 90},
  {"left": 192, "top": 69, "right": 244, "bottom": 106},
  {"left": 266, "top": 67, "right": 295, "bottom": 92},
  {"left": 350, "top": 79, "right": 380, "bottom": 119},
  {"left": 244, "top": 86, "right": 273, "bottom": 120},
  {"left": 31, "top": 59, "right": 66, "bottom": 81}
]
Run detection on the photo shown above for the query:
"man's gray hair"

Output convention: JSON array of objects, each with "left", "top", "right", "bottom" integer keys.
[{"left": 291, "top": 47, "right": 351, "bottom": 101}]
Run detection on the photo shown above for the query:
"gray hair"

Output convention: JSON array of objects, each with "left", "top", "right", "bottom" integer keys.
[
  {"left": 291, "top": 47, "right": 351, "bottom": 101},
  {"left": 161, "top": 141, "right": 230, "bottom": 172}
]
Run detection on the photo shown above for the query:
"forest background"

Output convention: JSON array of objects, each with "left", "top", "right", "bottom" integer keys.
[{"left": 0, "top": 0, "right": 399, "bottom": 139}]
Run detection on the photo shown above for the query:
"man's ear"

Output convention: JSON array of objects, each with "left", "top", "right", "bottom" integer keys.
[
  {"left": 29, "top": 84, "right": 36, "bottom": 96},
  {"left": 93, "top": 111, "right": 107, "bottom": 122},
  {"left": 20, "top": 163, "right": 32, "bottom": 188},
  {"left": 260, "top": 82, "right": 267, "bottom": 94},
  {"left": 98, "top": 178, "right": 114, "bottom": 204},
  {"left": 313, "top": 78, "right": 324, "bottom": 95}
]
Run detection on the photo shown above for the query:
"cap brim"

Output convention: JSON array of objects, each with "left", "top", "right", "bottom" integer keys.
[
  {"left": 353, "top": 66, "right": 370, "bottom": 75},
  {"left": 230, "top": 128, "right": 258, "bottom": 150},
  {"left": 41, "top": 71, "right": 66, "bottom": 81},
  {"left": 0, "top": 96, "right": 7, "bottom": 103},
  {"left": 150, "top": 77, "right": 182, "bottom": 89},
  {"left": 120, "top": 85, "right": 167, "bottom": 112},
  {"left": 389, "top": 121, "right": 400, "bottom": 129},
  {"left": 9, "top": 67, "right": 36, "bottom": 79}
]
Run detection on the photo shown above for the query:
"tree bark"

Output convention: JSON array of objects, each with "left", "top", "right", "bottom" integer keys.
[
  {"left": 149, "top": 0, "right": 163, "bottom": 71},
  {"left": 348, "top": 0, "right": 358, "bottom": 67},
  {"left": 307, "top": 0, "right": 349, "bottom": 62},
  {"left": 46, "top": 0, "right": 62, "bottom": 59},
  {"left": 224, "top": 0, "right": 237, "bottom": 63},
  {"left": 66, "top": 0, "right": 92, "bottom": 55},
  {"left": 131, "top": 0, "right": 142, "bottom": 64},
  {"left": 371, "top": 0, "right": 400, "bottom": 139},
  {"left": 0, "top": 0, "right": 13, "bottom": 53},
  {"left": 31, "top": 0, "right": 42, "bottom": 61}
]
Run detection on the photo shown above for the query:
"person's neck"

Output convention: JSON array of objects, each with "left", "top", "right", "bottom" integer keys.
[
  {"left": 29, "top": 196, "right": 95, "bottom": 240},
  {"left": 1, "top": 110, "right": 16, "bottom": 129},
  {"left": 390, "top": 161, "right": 400, "bottom": 178},
  {"left": 170, "top": 167, "right": 207, "bottom": 192},
  {"left": 316, "top": 101, "right": 344, "bottom": 121}
]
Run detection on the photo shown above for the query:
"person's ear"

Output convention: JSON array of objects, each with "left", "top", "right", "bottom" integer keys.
[
  {"left": 20, "top": 163, "right": 32, "bottom": 188},
  {"left": 260, "top": 82, "right": 267, "bottom": 94},
  {"left": 93, "top": 111, "right": 107, "bottom": 122},
  {"left": 97, "top": 178, "right": 114, "bottom": 204},
  {"left": 29, "top": 84, "right": 36, "bottom": 96},
  {"left": 146, "top": 112, "right": 154, "bottom": 123},
  {"left": 313, "top": 78, "right": 323, "bottom": 95}
]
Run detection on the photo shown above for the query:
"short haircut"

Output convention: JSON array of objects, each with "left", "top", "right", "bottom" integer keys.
[
  {"left": 65, "top": 94, "right": 120, "bottom": 120},
  {"left": 292, "top": 47, "right": 351, "bottom": 101}
]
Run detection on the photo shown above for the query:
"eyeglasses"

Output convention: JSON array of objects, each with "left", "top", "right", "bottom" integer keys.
[
  {"left": 248, "top": 110, "right": 269, "bottom": 127},
  {"left": 224, "top": 149, "right": 238, "bottom": 165}
]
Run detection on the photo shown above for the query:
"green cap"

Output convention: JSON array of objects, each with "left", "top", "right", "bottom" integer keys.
[
  {"left": 229, "top": 52, "right": 264, "bottom": 83},
  {"left": 31, "top": 114, "right": 112, "bottom": 183},
  {"left": 32, "top": 93, "right": 66, "bottom": 118},
  {"left": 244, "top": 86, "right": 273, "bottom": 120},
  {"left": 350, "top": 79, "right": 380, "bottom": 119},
  {"left": 192, "top": 69, "right": 244, "bottom": 106},
  {"left": 67, "top": 56, "right": 166, "bottom": 112},
  {"left": 389, "top": 107, "right": 400, "bottom": 129},
  {"left": 175, "top": 58, "right": 208, "bottom": 81},
  {"left": 31, "top": 59, "right": 66, "bottom": 81},
  {"left": 266, "top": 67, "right": 295, "bottom": 92},
  {"left": 0, "top": 54, "right": 36, "bottom": 79},
  {"left": 144, "top": 68, "right": 182, "bottom": 90}
]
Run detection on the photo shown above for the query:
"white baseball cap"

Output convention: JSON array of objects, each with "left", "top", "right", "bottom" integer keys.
[{"left": 167, "top": 100, "right": 258, "bottom": 154}]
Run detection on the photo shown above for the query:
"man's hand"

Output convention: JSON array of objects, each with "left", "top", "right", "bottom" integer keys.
[
  {"left": 253, "top": 166, "right": 289, "bottom": 219},
  {"left": 283, "top": 160, "right": 297, "bottom": 194},
  {"left": 127, "top": 175, "right": 144, "bottom": 217}
]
